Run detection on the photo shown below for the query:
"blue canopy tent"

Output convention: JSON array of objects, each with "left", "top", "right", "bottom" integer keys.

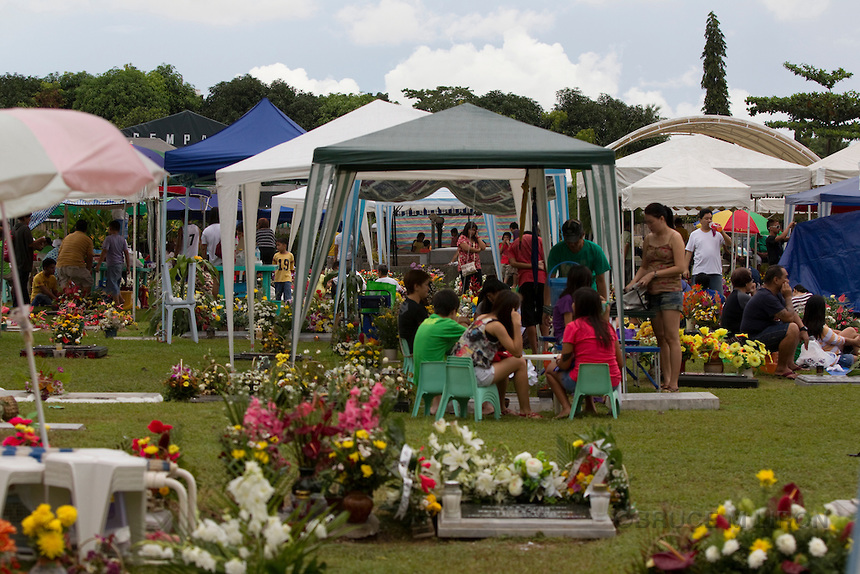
[
  {"left": 784, "top": 177, "right": 860, "bottom": 220},
  {"left": 781, "top": 210, "right": 860, "bottom": 306}
]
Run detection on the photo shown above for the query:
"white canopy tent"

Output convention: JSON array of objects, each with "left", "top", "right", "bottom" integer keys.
[
  {"left": 621, "top": 156, "right": 751, "bottom": 213},
  {"left": 614, "top": 134, "right": 811, "bottom": 198},
  {"left": 807, "top": 142, "right": 860, "bottom": 185}
]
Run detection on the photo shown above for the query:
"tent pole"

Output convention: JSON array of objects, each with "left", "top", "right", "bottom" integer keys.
[
  {"left": 630, "top": 209, "right": 636, "bottom": 280},
  {"left": 132, "top": 201, "right": 138, "bottom": 322},
  {"left": 182, "top": 187, "right": 190, "bottom": 254}
]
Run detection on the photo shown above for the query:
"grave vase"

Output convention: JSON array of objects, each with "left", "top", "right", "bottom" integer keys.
[
  {"left": 589, "top": 484, "right": 611, "bottom": 522},
  {"left": 104, "top": 328, "right": 118, "bottom": 338},
  {"left": 343, "top": 491, "right": 374, "bottom": 524},
  {"left": 30, "top": 559, "right": 66, "bottom": 574},
  {"left": 741, "top": 367, "right": 754, "bottom": 378},
  {"left": 703, "top": 357, "right": 724, "bottom": 374}
]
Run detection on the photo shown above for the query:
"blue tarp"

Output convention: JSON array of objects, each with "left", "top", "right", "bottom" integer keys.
[
  {"left": 164, "top": 98, "right": 306, "bottom": 179},
  {"left": 781, "top": 210, "right": 860, "bottom": 306},
  {"left": 785, "top": 177, "right": 860, "bottom": 205},
  {"left": 819, "top": 177, "right": 860, "bottom": 204}
]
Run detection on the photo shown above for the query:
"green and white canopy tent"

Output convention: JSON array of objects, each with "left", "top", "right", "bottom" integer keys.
[{"left": 289, "top": 103, "right": 624, "bottom": 362}]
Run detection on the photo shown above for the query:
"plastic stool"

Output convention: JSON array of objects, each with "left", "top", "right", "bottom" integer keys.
[{"left": 44, "top": 449, "right": 147, "bottom": 559}]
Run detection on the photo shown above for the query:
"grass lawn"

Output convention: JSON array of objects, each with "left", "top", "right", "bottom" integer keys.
[{"left": 1, "top": 326, "right": 858, "bottom": 573}]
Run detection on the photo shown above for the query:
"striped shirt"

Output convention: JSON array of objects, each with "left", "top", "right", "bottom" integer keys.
[{"left": 256, "top": 228, "right": 276, "bottom": 250}]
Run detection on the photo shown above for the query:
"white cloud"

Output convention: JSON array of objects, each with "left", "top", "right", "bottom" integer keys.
[
  {"left": 640, "top": 66, "right": 700, "bottom": 90},
  {"left": 759, "top": 0, "right": 829, "bottom": 21},
  {"left": 2, "top": 0, "right": 317, "bottom": 25},
  {"left": 336, "top": 0, "right": 437, "bottom": 46},
  {"left": 385, "top": 29, "right": 620, "bottom": 109},
  {"left": 249, "top": 63, "right": 361, "bottom": 95},
  {"left": 446, "top": 8, "right": 553, "bottom": 41},
  {"left": 623, "top": 87, "right": 676, "bottom": 117}
]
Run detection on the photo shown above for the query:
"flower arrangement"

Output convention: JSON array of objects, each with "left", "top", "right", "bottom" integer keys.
[
  {"left": 683, "top": 285, "right": 722, "bottom": 329},
  {"left": 343, "top": 335, "right": 382, "bottom": 369},
  {"left": 139, "top": 461, "right": 346, "bottom": 574},
  {"left": 331, "top": 320, "right": 359, "bottom": 357},
  {"left": 637, "top": 471, "right": 852, "bottom": 573},
  {"left": 635, "top": 320, "right": 657, "bottom": 346},
  {"left": 282, "top": 395, "right": 340, "bottom": 470},
  {"left": 1, "top": 416, "right": 42, "bottom": 447},
  {"left": 22, "top": 503, "right": 77, "bottom": 561},
  {"left": 824, "top": 294, "right": 859, "bottom": 331},
  {"left": 98, "top": 306, "right": 132, "bottom": 332},
  {"left": 718, "top": 336, "right": 770, "bottom": 371},
  {"left": 387, "top": 449, "right": 439, "bottom": 526},
  {"left": 696, "top": 326, "right": 729, "bottom": 362},
  {"left": 162, "top": 360, "right": 200, "bottom": 402},
  {"left": 199, "top": 357, "right": 231, "bottom": 396},
  {"left": 327, "top": 428, "right": 395, "bottom": 494},
  {"left": 372, "top": 309, "right": 400, "bottom": 349},
  {"left": 25, "top": 366, "right": 69, "bottom": 401},
  {"left": 52, "top": 306, "right": 86, "bottom": 345},
  {"left": 131, "top": 420, "right": 181, "bottom": 464}
]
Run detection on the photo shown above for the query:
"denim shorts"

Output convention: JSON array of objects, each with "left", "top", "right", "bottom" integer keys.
[
  {"left": 752, "top": 323, "right": 791, "bottom": 352},
  {"left": 559, "top": 370, "right": 577, "bottom": 393},
  {"left": 647, "top": 290, "right": 683, "bottom": 312}
]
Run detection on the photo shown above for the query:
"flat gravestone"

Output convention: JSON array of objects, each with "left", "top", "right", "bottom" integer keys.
[
  {"left": 0, "top": 422, "right": 84, "bottom": 430},
  {"left": 25, "top": 345, "right": 108, "bottom": 358},
  {"left": 437, "top": 503, "right": 615, "bottom": 539},
  {"left": 679, "top": 372, "right": 758, "bottom": 388},
  {"left": 620, "top": 391, "right": 719, "bottom": 411},
  {"left": 460, "top": 503, "right": 589, "bottom": 520},
  {"left": 796, "top": 374, "right": 860, "bottom": 386}
]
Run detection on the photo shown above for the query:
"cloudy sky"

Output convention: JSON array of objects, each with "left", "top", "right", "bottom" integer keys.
[{"left": 3, "top": 0, "right": 859, "bottom": 123}]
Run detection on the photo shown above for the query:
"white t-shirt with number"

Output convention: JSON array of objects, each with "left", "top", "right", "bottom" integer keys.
[{"left": 685, "top": 228, "right": 724, "bottom": 275}]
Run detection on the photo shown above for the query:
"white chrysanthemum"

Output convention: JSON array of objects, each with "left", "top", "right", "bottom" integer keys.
[
  {"left": 723, "top": 500, "right": 736, "bottom": 518},
  {"left": 508, "top": 476, "right": 523, "bottom": 497},
  {"left": 494, "top": 466, "right": 513, "bottom": 484},
  {"left": 738, "top": 515, "right": 755, "bottom": 530},
  {"left": 513, "top": 452, "right": 532, "bottom": 464},
  {"left": 238, "top": 547, "right": 250, "bottom": 559},
  {"left": 139, "top": 543, "right": 173, "bottom": 559},
  {"left": 525, "top": 457, "right": 543, "bottom": 478},
  {"left": 433, "top": 419, "right": 447, "bottom": 434},
  {"left": 705, "top": 545, "right": 720, "bottom": 562},
  {"left": 224, "top": 558, "right": 246, "bottom": 574},
  {"left": 182, "top": 546, "right": 200, "bottom": 565},
  {"left": 722, "top": 539, "right": 739, "bottom": 556},
  {"left": 776, "top": 533, "right": 796, "bottom": 555},
  {"left": 747, "top": 549, "right": 767, "bottom": 569},
  {"left": 808, "top": 537, "right": 828, "bottom": 557},
  {"left": 222, "top": 518, "right": 243, "bottom": 546}
]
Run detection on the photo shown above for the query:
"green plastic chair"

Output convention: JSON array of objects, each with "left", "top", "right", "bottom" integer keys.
[
  {"left": 436, "top": 356, "right": 501, "bottom": 422},
  {"left": 400, "top": 338, "right": 415, "bottom": 384},
  {"left": 365, "top": 280, "right": 397, "bottom": 308},
  {"left": 569, "top": 363, "right": 620, "bottom": 419},
  {"left": 411, "top": 361, "right": 447, "bottom": 417}
]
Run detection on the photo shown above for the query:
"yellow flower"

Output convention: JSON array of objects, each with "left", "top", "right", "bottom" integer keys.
[
  {"left": 749, "top": 355, "right": 762, "bottom": 367},
  {"left": 756, "top": 469, "right": 777, "bottom": 487},
  {"left": 37, "top": 531, "right": 66, "bottom": 559},
  {"left": 348, "top": 452, "right": 360, "bottom": 463},
  {"left": 572, "top": 439, "right": 584, "bottom": 448},
  {"left": 254, "top": 451, "right": 270, "bottom": 464},
  {"left": 144, "top": 445, "right": 159, "bottom": 455},
  {"left": 373, "top": 440, "right": 387, "bottom": 450},
  {"left": 779, "top": 518, "right": 800, "bottom": 532},
  {"left": 159, "top": 486, "right": 171, "bottom": 496},
  {"left": 342, "top": 439, "right": 354, "bottom": 449},
  {"left": 691, "top": 525, "right": 709, "bottom": 541},
  {"left": 46, "top": 518, "right": 62, "bottom": 532},
  {"left": 231, "top": 449, "right": 246, "bottom": 459},
  {"left": 138, "top": 436, "right": 151, "bottom": 445},
  {"left": 355, "top": 430, "right": 369, "bottom": 440},
  {"left": 731, "top": 355, "right": 744, "bottom": 368},
  {"left": 54, "top": 504, "right": 75, "bottom": 528},
  {"left": 751, "top": 538, "right": 772, "bottom": 553},
  {"left": 168, "top": 444, "right": 180, "bottom": 455},
  {"left": 724, "top": 525, "right": 740, "bottom": 540},
  {"left": 361, "top": 464, "right": 373, "bottom": 477}
]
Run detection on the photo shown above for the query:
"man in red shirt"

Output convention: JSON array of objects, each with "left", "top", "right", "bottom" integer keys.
[{"left": 506, "top": 229, "right": 548, "bottom": 353}]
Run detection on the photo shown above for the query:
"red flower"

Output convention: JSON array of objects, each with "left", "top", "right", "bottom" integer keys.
[
  {"left": 419, "top": 474, "right": 436, "bottom": 493},
  {"left": 147, "top": 420, "right": 173, "bottom": 434},
  {"left": 782, "top": 482, "right": 803, "bottom": 507},
  {"left": 651, "top": 549, "right": 697, "bottom": 571},
  {"left": 714, "top": 514, "right": 730, "bottom": 530},
  {"left": 776, "top": 495, "right": 793, "bottom": 518},
  {"left": 841, "top": 521, "right": 854, "bottom": 543},
  {"left": 781, "top": 560, "right": 808, "bottom": 574}
]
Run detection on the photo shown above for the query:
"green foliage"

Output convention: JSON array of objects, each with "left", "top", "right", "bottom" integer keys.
[
  {"left": 316, "top": 92, "right": 381, "bottom": 125},
  {"left": 401, "top": 85, "right": 476, "bottom": 112},
  {"left": 152, "top": 63, "right": 203, "bottom": 114},
  {"left": 72, "top": 64, "right": 171, "bottom": 128},
  {"left": 745, "top": 62, "right": 860, "bottom": 156},
  {"left": 473, "top": 90, "right": 544, "bottom": 125},
  {"left": 0, "top": 73, "right": 42, "bottom": 107},
  {"left": 701, "top": 11, "right": 731, "bottom": 116},
  {"left": 551, "top": 88, "right": 666, "bottom": 151},
  {"left": 202, "top": 74, "right": 268, "bottom": 124}
]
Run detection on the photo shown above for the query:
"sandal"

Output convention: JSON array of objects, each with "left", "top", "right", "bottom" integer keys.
[
  {"left": 518, "top": 412, "right": 542, "bottom": 419},
  {"left": 775, "top": 370, "right": 797, "bottom": 380},
  {"left": 502, "top": 408, "right": 517, "bottom": 416}
]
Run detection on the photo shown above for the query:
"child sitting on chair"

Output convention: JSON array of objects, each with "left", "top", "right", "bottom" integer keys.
[
  {"left": 551, "top": 264, "right": 592, "bottom": 343},
  {"left": 545, "top": 287, "right": 623, "bottom": 419}
]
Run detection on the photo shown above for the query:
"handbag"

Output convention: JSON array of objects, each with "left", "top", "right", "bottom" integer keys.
[
  {"left": 623, "top": 285, "right": 649, "bottom": 311},
  {"left": 461, "top": 261, "right": 478, "bottom": 275},
  {"left": 796, "top": 339, "right": 837, "bottom": 368}
]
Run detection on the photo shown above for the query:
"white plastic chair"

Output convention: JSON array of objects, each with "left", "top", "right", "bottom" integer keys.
[{"left": 162, "top": 262, "right": 198, "bottom": 344}]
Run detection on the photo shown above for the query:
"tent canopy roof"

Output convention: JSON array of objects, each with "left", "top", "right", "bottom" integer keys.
[
  {"left": 819, "top": 176, "right": 860, "bottom": 204},
  {"left": 621, "top": 156, "right": 750, "bottom": 212},
  {"left": 123, "top": 110, "right": 226, "bottom": 148},
  {"left": 808, "top": 142, "right": 860, "bottom": 184},
  {"left": 217, "top": 100, "right": 430, "bottom": 187},
  {"left": 313, "top": 104, "right": 615, "bottom": 171},
  {"left": 165, "top": 98, "right": 305, "bottom": 179},
  {"left": 785, "top": 176, "right": 860, "bottom": 205}
]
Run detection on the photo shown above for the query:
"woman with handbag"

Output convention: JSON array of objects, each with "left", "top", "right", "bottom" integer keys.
[
  {"left": 457, "top": 222, "right": 485, "bottom": 294},
  {"left": 626, "top": 203, "right": 686, "bottom": 392}
]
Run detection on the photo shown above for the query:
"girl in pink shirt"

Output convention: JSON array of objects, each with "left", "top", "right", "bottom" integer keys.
[{"left": 545, "top": 287, "right": 623, "bottom": 418}]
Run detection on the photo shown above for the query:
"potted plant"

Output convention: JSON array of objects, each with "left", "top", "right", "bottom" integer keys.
[
  {"left": 98, "top": 307, "right": 127, "bottom": 338},
  {"left": 373, "top": 309, "right": 400, "bottom": 362}
]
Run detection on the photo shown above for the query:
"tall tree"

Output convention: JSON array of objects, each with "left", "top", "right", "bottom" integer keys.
[
  {"left": 316, "top": 93, "right": 382, "bottom": 126},
  {"left": 701, "top": 11, "right": 731, "bottom": 116},
  {"left": 473, "top": 90, "right": 544, "bottom": 126},
  {"left": 73, "top": 65, "right": 170, "bottom": 128},
  {"left": 203, "top": 75, "right": 268, "bottom": 124},
  {"left": 551, "top": 88, "right": 665, "bottom": 152},
  {"left": 745, "top": 62, "right": 860, "bottom": 156},
  {"left": 152, "top": 64, "right": 203, "bottom": 114},
  {"left": 0, "top": 73, "right": 42, "bottom": 108}
]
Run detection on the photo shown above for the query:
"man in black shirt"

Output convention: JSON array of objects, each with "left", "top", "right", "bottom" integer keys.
[
  {"left": 765, "top": 219, "right": 795, "bottom": 265},
  {"left": 398, "top": 269, "right": 431, "bottom": 351},
  {"left": 721, "top": 268, "right": 755, "bottom": 334},
  {"left": 12, "top": 214, "right": 47, "bottom": 304}
]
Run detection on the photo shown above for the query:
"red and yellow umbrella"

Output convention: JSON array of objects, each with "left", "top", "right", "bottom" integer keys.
[{"left": 712, "top": 210, "right": 769, "bottom": 234}]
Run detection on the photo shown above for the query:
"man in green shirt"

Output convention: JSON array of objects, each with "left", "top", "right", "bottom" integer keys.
[
  {"left": 547, "top": 219, "right": 611, "bottom": 300},
  {"left": 413, "top": 288, "right": 467, "bottom": 386}
]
